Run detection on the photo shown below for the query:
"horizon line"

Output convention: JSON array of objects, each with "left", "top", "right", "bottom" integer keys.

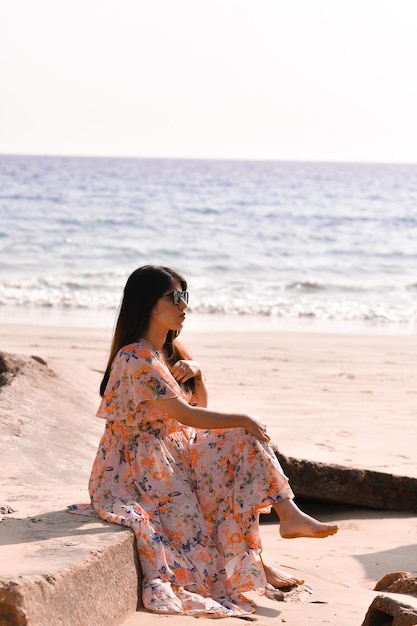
[{"left": 1, "top": 152, "right": 417, "bottom": 167}]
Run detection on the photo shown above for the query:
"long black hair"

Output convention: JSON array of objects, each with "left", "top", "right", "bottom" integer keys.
[{"left": 100, "top": 265, "right": 188, "bottom": 397}]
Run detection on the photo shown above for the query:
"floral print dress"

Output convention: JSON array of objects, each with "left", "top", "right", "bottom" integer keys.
[{"left": 69, "top": 339, "right": 294, "bottom": 618}]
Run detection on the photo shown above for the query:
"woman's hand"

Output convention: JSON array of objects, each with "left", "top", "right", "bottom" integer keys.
[
  {"left": 171, "top": 359, "right": 202, "bottom": 384},
  {"left": 243, "top": 415, "right": 271, "bottom": 442}
]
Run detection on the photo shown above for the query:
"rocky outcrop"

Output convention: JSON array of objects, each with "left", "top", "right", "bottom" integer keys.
[
  {"left": 0, "top": 352, "right": 51, "bottom": 388},
  {"left": 361, "top": 595, "right": 417, "bottom": 626},
  {"left": 0, "top": 351, "right": 102, "bottom": 486},
  {"left": 375, "top": 572, "right": 417, "bottom": 598},
  {"left": 274, "top": 448, "right": 417, "bottom": 512}
]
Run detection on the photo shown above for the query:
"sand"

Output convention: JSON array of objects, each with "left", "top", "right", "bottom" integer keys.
[{"left": 1, "top": 322, "right": 416, "bottom": 625}]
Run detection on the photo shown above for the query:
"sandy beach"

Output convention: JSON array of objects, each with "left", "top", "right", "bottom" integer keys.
[{"left": 1, "top": 322, "right": 416, "bottom": 625}]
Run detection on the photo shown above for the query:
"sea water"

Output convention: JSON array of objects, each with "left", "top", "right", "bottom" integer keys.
[{"left": 1, "top": 154, "right": 416, "bottom": 333}]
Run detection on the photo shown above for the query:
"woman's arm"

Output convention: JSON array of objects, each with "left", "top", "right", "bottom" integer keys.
[
  {"left": 192, "top": 372, "right": 208, "bottom": 407},
  {"left": 148, "top": 395, "right": 270, "bottom": 442}
]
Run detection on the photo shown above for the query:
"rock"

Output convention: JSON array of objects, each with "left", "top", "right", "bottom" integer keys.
[
  {"left": 361, "top": 595, "right": 417, "bottom": 626},
  {"left": 263, "top": 583, "right": 313, "bottom": 604},
  {"left": 30, "top": 355, "right": 48, "bottom": 366},
  {"left": 0, "top": 351, "right": 53, "bottom": 389},
  {"left": 375, "top": 573, "right": 417, "bottom": 598},
  {"left": 0, "top": 351, "right": 100, "bottom": 486},
  {"left": 274, "top": 448, "right": 417, "bottom": 512},
  {"left": 0, "top": 352, "right": 27, "bottom": 387},
  {"left": 0, "top": 505, "right": 16, "bottom": 515}
]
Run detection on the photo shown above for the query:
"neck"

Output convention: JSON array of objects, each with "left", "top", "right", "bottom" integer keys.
[{"left": 142, "top": 327, "right": 168, "bottom": 353}]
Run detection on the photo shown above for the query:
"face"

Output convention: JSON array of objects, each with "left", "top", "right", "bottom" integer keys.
[{"left": 151, "top": 280, "right": 188, "bottom": 333}]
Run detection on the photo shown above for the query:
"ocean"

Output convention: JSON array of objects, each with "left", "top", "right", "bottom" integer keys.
[{"left": 1, "top": 154, "right": 416, "bottom": 333}]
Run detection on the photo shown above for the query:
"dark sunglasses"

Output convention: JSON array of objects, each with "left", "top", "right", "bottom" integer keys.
[{"left": 165, "top": 290, "right": 189, "bottom": 305}]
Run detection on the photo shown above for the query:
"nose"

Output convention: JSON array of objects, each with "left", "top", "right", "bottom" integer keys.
[{"left": 179, "top": 296, "right": 188, "bottom": 309}]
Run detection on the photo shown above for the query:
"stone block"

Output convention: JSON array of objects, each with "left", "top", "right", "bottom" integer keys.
[
  {"left": 361, "top": 594, "right": 417, "bottom": 626},
  {"left": 274, "top": 448, "right": 417, "bottom": 512},
  {"left": 0, "top": 530, "right": 141, "bottom": 626}
]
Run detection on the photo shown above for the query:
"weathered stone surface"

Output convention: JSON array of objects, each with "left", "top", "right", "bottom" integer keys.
[
  {"left": 375, "top": 572, "right": 417, "bottom": 598},
  {"left": 0, "top": 351, "right": 54, "bottom": 389},
  {"left": 361, "top": 595, "right": 417, "bottom": 626},
  {"left": 0, "top": 529, "right": 141, "bottom": 626},
  {"left": 0, "top": 352, "right": 101, "bottom": 485},
  {"left": 0, "top": 352, "right": 27, "bottom": 387},
  {"left": 274, "top": 448, "right": 417, "bottom": 512}
]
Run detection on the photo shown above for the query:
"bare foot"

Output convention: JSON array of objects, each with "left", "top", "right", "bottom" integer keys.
[
  {"left": 280, "top": 515, "right": 338, "bottom": 539},
  {"left": 274, "top": 498, "right": 338, "bottom": 539},
  {"left": 262, "top": 562, "right": 305, "bottom": 588}
]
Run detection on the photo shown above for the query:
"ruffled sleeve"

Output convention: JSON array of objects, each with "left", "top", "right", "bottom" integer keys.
[{"left": 96, "top": 341, "right": 180, "bottom": 421}]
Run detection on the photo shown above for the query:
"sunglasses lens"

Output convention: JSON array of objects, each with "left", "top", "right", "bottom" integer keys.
[{"left": 172, "top": 291, "right": 188, "bottom": 304}]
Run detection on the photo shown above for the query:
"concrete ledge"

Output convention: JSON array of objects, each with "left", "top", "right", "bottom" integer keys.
[{"left": 0, "top": 510, "right": 142, "bottom": 626}]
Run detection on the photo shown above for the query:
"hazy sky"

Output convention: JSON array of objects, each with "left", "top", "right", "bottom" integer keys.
[{"left": 1, "top": 0, "right": 416, "bottom": 163}]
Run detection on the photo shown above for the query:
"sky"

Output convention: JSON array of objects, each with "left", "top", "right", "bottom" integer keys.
[{"left": 1, "top": 0, "right": 417, "bottom": 164}]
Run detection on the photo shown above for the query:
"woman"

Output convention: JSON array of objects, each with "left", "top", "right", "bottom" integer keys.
[{"left": 71, "top": 265, "right": 337, "bottom": 618}]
